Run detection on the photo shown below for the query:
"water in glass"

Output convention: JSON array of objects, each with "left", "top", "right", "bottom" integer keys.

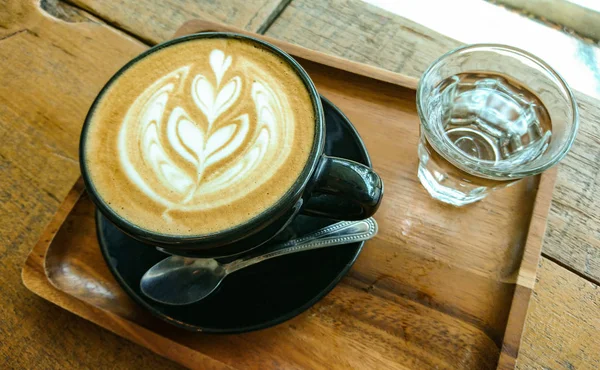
[{"left": 418, "top": 72, "right": 552, "bottom": 205}]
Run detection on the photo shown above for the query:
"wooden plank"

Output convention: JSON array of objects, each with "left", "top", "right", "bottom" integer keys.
[
  {"left": 265, "top": 0, "right": 600, "bottom": 286},
  {"left": 517, "top": 258, "right": 600, "bottom": 370},
  {"left": 495, "top": 0, "right": 600, "bottom": 42},
  {"left": 66, "top": 0, "right": 290, "bottom": 43},
  {"left": 0, "top": 0, "right": 278, "bottom": 368},
  {"left": 265, "top": 0, "right": 457, "bottom": 78}
]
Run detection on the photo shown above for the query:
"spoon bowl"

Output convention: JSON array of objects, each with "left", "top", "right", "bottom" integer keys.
[{"left": 141, "top": 257, "right": 226, "bottom": 305}]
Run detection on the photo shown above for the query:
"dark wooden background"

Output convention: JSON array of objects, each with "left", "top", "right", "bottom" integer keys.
[{"left": 1, "top": 0, "right": 599, "bottom": 368}]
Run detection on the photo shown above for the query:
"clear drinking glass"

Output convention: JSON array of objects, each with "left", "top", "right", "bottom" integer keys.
[{"left": 417, "top": 44, "right": 578, "bottom": 206}]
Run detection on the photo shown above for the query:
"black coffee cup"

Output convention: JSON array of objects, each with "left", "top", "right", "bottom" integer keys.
[{"left": 80, "top": 32, "right": 383, "bottom": 258}]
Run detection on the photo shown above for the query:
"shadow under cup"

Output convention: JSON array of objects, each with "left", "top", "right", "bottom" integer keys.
[{"left": 79, "top": 32, "right": 383, "bottom": 258}]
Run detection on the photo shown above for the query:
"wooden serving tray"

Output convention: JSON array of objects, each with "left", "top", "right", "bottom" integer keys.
[{"left": 22, "top": 20, "right": 557, "bottom": 370}]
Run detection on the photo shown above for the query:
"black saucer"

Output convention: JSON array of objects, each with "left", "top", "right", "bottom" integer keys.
[{"left": 98, "top": 96, "right": 372, "bottom": 333}]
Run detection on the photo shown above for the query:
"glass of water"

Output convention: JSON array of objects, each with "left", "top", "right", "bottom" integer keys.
[{"left": 417, "top": 44, "right": 578, "bottom": 206}]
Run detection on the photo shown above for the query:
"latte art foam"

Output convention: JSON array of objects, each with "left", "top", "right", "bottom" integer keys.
[
  {"left": 84, "top": 38, "right": 315, "bottom": 235},
  {"left": 119, "top": 50, "right": 288, "bottom": 210}
]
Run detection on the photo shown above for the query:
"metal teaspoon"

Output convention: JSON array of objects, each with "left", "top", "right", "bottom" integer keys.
[{"left": 140, "top": 218, "right": 378, "bottom": 306}]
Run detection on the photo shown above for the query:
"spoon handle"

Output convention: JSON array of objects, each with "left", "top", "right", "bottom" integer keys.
[{"left": 226, "top": 218, "right": 378, "bottom": 273}]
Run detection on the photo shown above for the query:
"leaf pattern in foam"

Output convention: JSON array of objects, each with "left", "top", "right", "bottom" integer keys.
[
  {"left": 204, "top": 114, "right": 249, "bottom": 168},
  {"left": 204, "top": 128, "right": 270, "bottom": 192},
  {"left": 140, "top": 94, "right": 193, "bottom": 194},
  {"left": 119, "top": 69, "right": 191, "bottom": 207},
  {"left": 167, "top": 106, "right": 202, "bottom": 166},
  {"left": 199, "top": 80, "right": 279, "bottom": 195},
  {"left": 192, "top": 75, "right": 241, "bottom": 126},
  {"left": 209, "top": 49, "right": 232, "bottom": 87}
]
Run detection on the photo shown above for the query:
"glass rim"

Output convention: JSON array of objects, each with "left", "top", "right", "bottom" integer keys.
[{"left": 416, "top": 43, "right": 579, "bottom": 180}]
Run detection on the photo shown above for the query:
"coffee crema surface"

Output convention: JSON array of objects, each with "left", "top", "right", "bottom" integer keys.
[{"left": 84, "top": 38, "right": 315, "bottom": 236}]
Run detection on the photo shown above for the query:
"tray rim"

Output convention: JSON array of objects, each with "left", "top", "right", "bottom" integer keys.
[{"left": 21, "top": 19, "right": 559, "bottom": 370}]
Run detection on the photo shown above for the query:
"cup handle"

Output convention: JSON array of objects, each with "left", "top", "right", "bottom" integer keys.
[{"left": 301, "top": 155, "right": 383, "bottom": 220}]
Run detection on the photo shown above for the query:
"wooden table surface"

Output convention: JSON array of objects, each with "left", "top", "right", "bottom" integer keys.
[{"left": 1, "top": 0, "right": 599, "bottom": 369}]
